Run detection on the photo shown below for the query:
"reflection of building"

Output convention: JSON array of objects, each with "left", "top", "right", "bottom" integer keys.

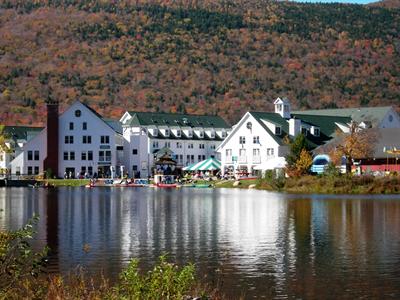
[
  {"left": 120, "top": 111, "right": 230, "bottom": 177},
  {"left": 218, "top": 97, "right": 400, "bottom": 176},
  {"left": 9, "top": 101, "right": 123, "bottom": 178}
]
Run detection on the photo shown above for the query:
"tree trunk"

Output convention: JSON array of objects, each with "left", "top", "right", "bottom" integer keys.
[{"left": 346, "top": 157, "right": 352, "bottom": 174}]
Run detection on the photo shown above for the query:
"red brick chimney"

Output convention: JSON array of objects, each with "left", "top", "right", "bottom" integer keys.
[{"left": 43, "top": 96, "right": 59, "bottom": 178}]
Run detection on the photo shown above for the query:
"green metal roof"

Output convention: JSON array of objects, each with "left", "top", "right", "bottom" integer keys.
[
  {"left": 249, "top": 112, "right": 351, "bottom": 148},
  {"left": 249, "top": 112, "right": 289, "bottom": 145},
  {"left": 125, "top": 111, "right": 230, "bottom": 129},
  {"left": 3, "top": 126, "right": 43, "bottom": 142},
  {"left": 293, "top": 106, "right": 392, "bottom": 127}
]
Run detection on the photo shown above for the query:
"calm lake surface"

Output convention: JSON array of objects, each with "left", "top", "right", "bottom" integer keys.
[{"left": 1, "top": 187, "right": 400, "bottom": 299}]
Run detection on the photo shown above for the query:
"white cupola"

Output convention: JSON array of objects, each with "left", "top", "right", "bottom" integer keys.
[{"left": 274, "top": 97, "right": 291, "bottom": 119}]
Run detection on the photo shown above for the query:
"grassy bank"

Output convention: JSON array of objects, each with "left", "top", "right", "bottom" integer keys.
[
  {"left": 39, "top": 179, "right": 90, "bottom": 187},
  {"left": 206, "top": 175, "right": 400, "bottom": 194}
]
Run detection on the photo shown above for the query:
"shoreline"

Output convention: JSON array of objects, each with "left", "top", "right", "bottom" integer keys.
[{"left": 30, "top": 175, "right": 400, "bottom": 194}]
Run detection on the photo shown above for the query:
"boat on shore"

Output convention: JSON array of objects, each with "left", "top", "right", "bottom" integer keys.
[{"left": 85, "top": 178, "right": 149, "bottom": 188}]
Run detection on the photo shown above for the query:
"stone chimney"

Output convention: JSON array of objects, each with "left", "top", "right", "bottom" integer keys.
[
  {"left": 289, "top": 117, "right": 301, "bottom": 137},
  {"left": 43, "top": 94, "right": 59, "bottom": 177}
]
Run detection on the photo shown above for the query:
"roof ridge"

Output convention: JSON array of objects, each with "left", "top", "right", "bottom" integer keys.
[{"left": 129, "top": 111, "right": 220, "bottom": 118}]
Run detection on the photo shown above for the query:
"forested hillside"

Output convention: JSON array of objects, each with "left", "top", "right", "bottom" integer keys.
[{"left": 0, "top": 0, "right": 399, "bottom": 125}]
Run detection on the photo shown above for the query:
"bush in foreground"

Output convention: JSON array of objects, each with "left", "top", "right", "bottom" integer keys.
[{"left": 0, "top": 217, "right": 219, "bottom": 299}]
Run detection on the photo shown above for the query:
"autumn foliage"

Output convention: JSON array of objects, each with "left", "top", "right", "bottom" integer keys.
[{"left": 0, "top": 1, "right": 399, "bottom": 126}]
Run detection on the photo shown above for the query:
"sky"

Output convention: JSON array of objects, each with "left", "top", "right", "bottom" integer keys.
[{"left": 292, "top": 0, "right": 377, "bottom": 3}]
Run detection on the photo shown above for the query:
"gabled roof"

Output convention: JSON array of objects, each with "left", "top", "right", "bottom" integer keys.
[
  {"left": 250, "top": 112, "right": 351, "bottom": 148},
  {"left": 148, "top": 130, "right": 224, "bottom": 141},
  {"left": 3, "top": 126, "right": 44, "bottom": 142},
  {"left": 293, "top": 106, "right": 392, "bottom": 127},
  {"left": 249, "top": 112, "right": 289, "bottom": 145},
  {"left": 75, "top": 101, "right": 122, "bottom": 135},
  {"left": 124, "top": 111, "right": 229, "bottom": 129}
]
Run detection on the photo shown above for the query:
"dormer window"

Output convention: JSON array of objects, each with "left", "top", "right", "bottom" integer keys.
[
  {"left": 199, "top": 131, "right": 204, "bottom": 138},
  {"left": 164, "top": 129, "right": 170, "bottom": 137},
  {"left": 153, "top": 128, "right": 158, "bottom": 136},
  {"left": 301, "top": 127, "right": 308, "bottom": 136},
  {"left": 221, "top": 131, "right": 226, "bottom": 138},
  {"left": 210, "top": 131, "right": 215, "bottom": 138},
  {"left": 188, "top": 130, "right": 193, "bottom": 138},
  {"left": 313, "top": 127, "right": 320, "bottom": 137},
  {"left": 275, "top": 127, "right": 281, "bottom": 135},
  {"left": 176, "top": 129, "right": 181, "bottom": 137}
]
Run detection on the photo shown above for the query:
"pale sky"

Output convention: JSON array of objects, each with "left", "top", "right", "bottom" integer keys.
[{"left": 292, "top": 0, "right": 377, "bottom": 3}]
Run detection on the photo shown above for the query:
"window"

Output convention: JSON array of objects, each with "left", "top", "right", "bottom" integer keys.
[
  {"left": 101, "top": 135, "right": 110, "bottom": 144},
  {"left": 75, "top": 110, "right": 81, "bottom": 117},
  {"left": 210, "top": 144, "right": 216, "bottom": 150},
  {"left": 389, "top": 115, "right": 393, "bottom": 122},
  {"left": 99, "top": 151, "right": 105, "bottom": 162},
  {"left": 198, "top": 155, "right": 202, "bottom": 161},
  {"left": 186, "top": 155, "right": 190, "bottom": 164},
  {"left": 165, "top": 142, "right": 171, "bottom": 148},
  {"left": 188, "top": 143, "right": 194, "bottom": 149},
  {"left": 253, "top": 136, "right": 260, "bottom": 144},
  {"left": 34, "top": 166, "right": 39, "bottom": 175},
  {"left": 70, "top": 151, "right": 75, "bottom": 160},
  {"left": 253, "top": 148, "right": 260, "bottom": 156},
  {"left": 221, "top": 131, "right": 226, "bottom": 138},
  {"left": 210, "top": 131, "right": 215, "bottom": 138},
  {"left": 83, "top": 136, "right": 91, "bottom": 144},
  {"left": 81, "top": 166, "right": 86, "bottom": 173},
  {"left": 246, "top": 122, "right": 252, "bottom": 130},
  {"left": 34, "top": 151, "right": 39, "bottom": 161},
  {"left": 69, "top": 122, "right": 74, "bottom": 130},
  {"left": 153, "top": 141, "right": 159, "bottom": 148},
  {"left": 199, "top": 144, "right": 205, "bottom": 149},
  {"left": 132, "top": 149, "right": 138, "bottom": 155},
  {"left": 164, "top": 129, "right": 170, "bottom": 137},
  {"left": 82, "top": 122, "right": 87, "bottom": 130},
  {"left": 176, "top": 129, "right": 181, "bottom": 137},
  {"left": 81, "top": 152, "right": 87, "bottom": 160},
  {"left": 65, "top": 136, "right": 74, "bottom": 144},
  {"left": 63, "top": 151, "right": 68, "bottom": 160},
  {"left": 176, "top": 142, "right": 182, "bottom": 149},
  {"left": 88, "top": 151, "right": 93, "bottom": 161},
  {"left": 239, "top": 149, "right": 246, "bottom": 156},
  {"left": 239, "top": 136, "right": 246, "bottom": 144},
  {"left": 191, "top": 155, "right": 194, "bottom": 162},
  {"left": 188, "top": 130, "right": 193, "bottom": 138},
  {"left": 301, "top": 127, "right": 308, "bottom": 136},
  {"left": 199, "top": 131, "right": 204, "bottom": 138},
  {"left": 226, "top": 149, "right": 232, "bottom": 156},
  {"left": 0, "top": 154, "right": 3, "bottom": 161},
  {"left": 106, "top": 151, "right": 111, "bottom": 161},
  {"left": 314, "top": 128, "right": 320, "bottom": 137},
  {"left": 132, "top": 165, "right": 138, "bottom": 171},
  {"left": 267, "top": 148, "right": 275, "bottom": 156},
  {"left": 27, "top": 151, "right": 33, "bottom": 161},
  {"left": 275, "top": 127, "right": 281, "bottom": 135},
  {"left": 27, "top": 166, "right": 32, "bottom": 175},
  {"left": 88, "top": 166, "right": 93, "bottom": 175}
]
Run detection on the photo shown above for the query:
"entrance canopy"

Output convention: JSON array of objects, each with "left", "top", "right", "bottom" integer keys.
[{"left": 183, "top": 158, "right": 221, "bottom": 171}]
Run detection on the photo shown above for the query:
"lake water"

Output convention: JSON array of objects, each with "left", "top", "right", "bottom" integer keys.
[{"left": 1, "top": 187, "right": 400, "bottom": 299}]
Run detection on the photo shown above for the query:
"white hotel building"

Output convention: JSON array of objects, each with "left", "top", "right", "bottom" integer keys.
[
  {"left": 120, "top": 111, "right": 230, "bottom": 178},
  {"left": 3, "top": 101, "right": 230, "bottom": 178},
  {"left": 9, "top": 101, "right": 124, "bottom": 178}
]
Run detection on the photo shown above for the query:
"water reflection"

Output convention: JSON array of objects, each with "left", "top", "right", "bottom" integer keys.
[{"left": 0, "top": 187, "right": 400, "bottom": 299}]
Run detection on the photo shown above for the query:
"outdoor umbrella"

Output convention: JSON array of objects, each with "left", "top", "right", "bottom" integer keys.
[{"left": 183, "top": 158, "right": 221, "bottom": 171}]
